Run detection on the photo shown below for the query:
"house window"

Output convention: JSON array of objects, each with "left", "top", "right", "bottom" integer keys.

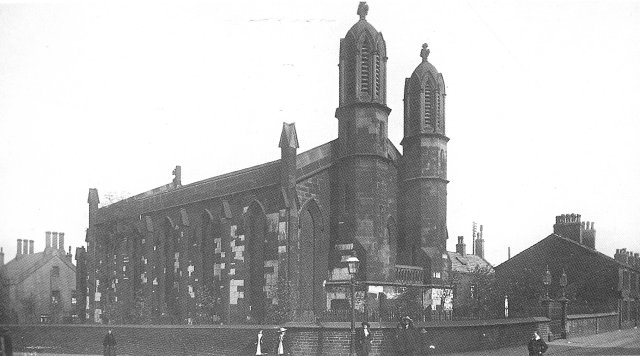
[
  {"left": 51, "top": 266, "right": 60, "bottom": 277},
  {"left": 71, "top": 297, "right": 77, "bottom": 306},
  {"left": 51, "top": 290, "right": 61, "bottom": 304},
  {"left": 433, "top": 271, "right": 441, "bottom": 279},
  {"left": 470, "top": 284, "right": 477, "bottom": 299}
]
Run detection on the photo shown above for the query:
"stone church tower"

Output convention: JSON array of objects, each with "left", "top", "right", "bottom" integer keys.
[
  {"left": 334, "top": 2, "right": 398, "bottom": 282},
  {"left": 400, "top": 43, "right": 448, "bottom": 280}
]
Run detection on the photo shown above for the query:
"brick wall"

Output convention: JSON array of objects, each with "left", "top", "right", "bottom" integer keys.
[{"left": 5, "top": 318, "right": 551, "bottom": 355}]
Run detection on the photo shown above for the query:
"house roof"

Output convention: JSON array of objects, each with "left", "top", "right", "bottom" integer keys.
[
  {"left": 447, "top": 251, "right": 493, "bottom": 273},
  {"left": 494, "top": 233, "right": 639, "bottom": 273},
  {"left": 0, "top": 250, "right": 76, "bottom": 285}
]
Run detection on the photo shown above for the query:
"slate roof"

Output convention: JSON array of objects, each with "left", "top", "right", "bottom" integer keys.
[
  {"left": 495, "top": 233, "right": 640, "bottom": 273},
  {"left": 447, "top": 251, "right": 493, "bottom": 274},
  {"left": 96, "top": 135, "right": 402, "bottom": 223},
  {"left": 0, "top": 250, "right": 75, "bottom": 285}
]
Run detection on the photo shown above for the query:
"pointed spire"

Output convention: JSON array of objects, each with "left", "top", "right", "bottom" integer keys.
[
  {"left": 357, "top": 2, "right": 369, "bottom": 21},
  {"left": 279, "top": 122, "right": 299, "bottom": 149},
  {"left": 420, "top": 43, "right": 430, "bottom": 62}
]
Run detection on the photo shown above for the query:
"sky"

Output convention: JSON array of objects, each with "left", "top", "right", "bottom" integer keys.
[{"left": 0, "top": 0, "right": 639, "bottom": 267}]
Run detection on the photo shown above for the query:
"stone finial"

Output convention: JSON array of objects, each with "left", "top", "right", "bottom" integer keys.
[
  {"left": 172, "top": 165, "right": 182, "bottom": 187},
  {"left": 420, "top": 43, "right": 430, "bottom": 62},
  {"left": 357, "top": 2, "right": 369, "bottom": 20}
]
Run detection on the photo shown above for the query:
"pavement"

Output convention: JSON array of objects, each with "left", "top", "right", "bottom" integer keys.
[
  {"left": 12, "top": 327, "right": 640, "bottom": 355},
  {"left": 453, "top": 327, "right": 640, "bottom": 356}
]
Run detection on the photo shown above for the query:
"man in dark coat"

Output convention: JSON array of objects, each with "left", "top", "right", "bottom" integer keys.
[
  {"left": 0, "top": 327, "right": 13, "bottom": 356},
  {"left": 103, "top": 329, "right": 117, "bottom": 356},
  {"left": 355, "top": 321, "right": 373, "bottom": 356},
  {"left": 527, "top": 331, "right": 548, "bottom": 355},
  {"left": 395, "top": 316, "right": 416, "bottom": 356}
]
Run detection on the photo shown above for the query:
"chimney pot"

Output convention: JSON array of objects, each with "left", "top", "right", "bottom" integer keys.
[
  {"left": 46, "top": 231, "right": 51, "bottom": 248},
  {"left": 17, "top": 239, "right": 23, "bottom": 256},
  {"left": 22, "top": 240, "right": 28, "bottom": 255},
  {"left": 29, "top": 240, "right": 34, "bottom": 254}
]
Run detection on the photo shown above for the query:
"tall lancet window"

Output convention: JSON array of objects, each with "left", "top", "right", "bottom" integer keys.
[
  {"left": 374, "top": 53, "right": 381, "bottom": 98},
  {"left": 423, "top": 83, "right": 433, "bottom": 130},
  {"left": 360, "top": 42, "right": 370, "bottom": 95},
  {"left": 435, "top": 90, "right": 441, "bottom": 131}
]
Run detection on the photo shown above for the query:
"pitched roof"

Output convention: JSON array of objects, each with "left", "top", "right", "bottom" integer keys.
[
  {"left": 0, "top": 250, "right": 75, "bottom": 285},
  {"left": 447, "top": 251, "right": 493, "bottom": 273},
  {"left": 494, "top": 233, "right": 638, "bottom": 273}
]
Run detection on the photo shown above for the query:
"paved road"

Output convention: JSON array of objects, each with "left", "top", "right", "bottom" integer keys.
[
  {"left": 13, "top": 327, "right": 640, "bottom": 355},
  {"left": 454, "top": 327, "right": 640, "bottom": 356}
]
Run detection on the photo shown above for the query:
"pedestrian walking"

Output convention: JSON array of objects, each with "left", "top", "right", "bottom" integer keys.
[
  {"left": 527, "top": 331, "right": 548, "bottom": 356},
  {"left": 275, "top": 327, "right": 287, "bottom": 355},
  {"left": 0, "top": 327, "right": 13, "bottom": 356},
  {"left": 254, "top": 329, "right": 266, "bottom": 355},
  {"left": 394, "top": 316, "right": 416, "bottom": 356},
  {"left": 355, "top": 321, "right": 373, "bottom": 356},
  {"left": 102, "top": 329, "right": 117, "bottom": 356}
]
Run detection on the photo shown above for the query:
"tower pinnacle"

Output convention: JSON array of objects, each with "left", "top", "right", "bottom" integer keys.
[
  {"left": 420, "top": 43, "right": 430, "bottom": 62},
  {"left": 357, "top": 2, "right": 369, "bottom": 20}
]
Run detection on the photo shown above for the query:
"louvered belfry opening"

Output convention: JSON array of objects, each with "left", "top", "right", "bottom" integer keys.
[
  {"left": 374, "top": 53, "right": 381, "bottom": 98},
  {"left": 360, "top": 41, "right": 370, "bottom": 95},
  {"left": 424, "top": 83, "right": 433, "bottom": 130}
]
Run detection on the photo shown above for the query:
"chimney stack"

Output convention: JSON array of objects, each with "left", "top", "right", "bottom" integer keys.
[
  {"left": 474, "top": 225, "right": 485, "bottom": 259},
  {"left": 29, "top": 240, "right": 34, "bottom": 254},
  {"left": 0, "top": 247, "right": 4, "bottom": 265},
  {"left": 22, "top": 240, "right": 28, "bottom": 255},
  {"left": 46, "top": 231, "right": 52, "bottom": 249},
  {"left": 17, "top": 239, "right": 23, "bottom": 257},
  {"left": 59, "top": 232, "right": 65, "bottom": 251},
  {"left": 508, "top": 247, "right": 511, "bottom": 260},
  {"left": 52, "top": 232, "right": 58, "bottom": 251},
  {"left": 456, "top": 236, "right": 466, "bottom": 256}
]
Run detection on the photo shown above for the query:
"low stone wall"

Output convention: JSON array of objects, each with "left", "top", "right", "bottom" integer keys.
[
  {"left": 5, "top": 318, "right": 550, "bottom": 355},
  {"left": 566, "top": 312, "right": 619, "bottom": 338}
]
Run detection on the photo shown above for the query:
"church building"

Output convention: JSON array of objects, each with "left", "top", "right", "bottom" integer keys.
[{"left": 78, "top": 2, "right": 457, "bottom": 324}]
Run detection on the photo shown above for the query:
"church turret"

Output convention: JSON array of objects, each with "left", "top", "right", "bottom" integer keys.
[
  {"left": 336, "top": 1, "right": 390, "bottom": 158},
  {"left": 333, "top": 2, "right": 397, "bottom": 282},
  {"left": 400, "top": 43, "right": 448, "bottom": 282}
]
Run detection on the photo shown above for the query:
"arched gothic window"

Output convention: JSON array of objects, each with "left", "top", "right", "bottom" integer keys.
[
  {"left": 423, "top": 82, "right": 433, "bottom": 130},
  {"left": 374, "top": 53, "right": 381, "bottom": 98},
  {"left": 360, "top": 41, "right": 370, "bottom": 95}
]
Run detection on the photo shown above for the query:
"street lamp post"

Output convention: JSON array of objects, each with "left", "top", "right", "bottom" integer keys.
[{"left": 346, "top": 254, "right": 360, "bottom": 356}]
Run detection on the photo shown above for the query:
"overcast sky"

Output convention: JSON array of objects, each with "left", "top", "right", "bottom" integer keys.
[{"left": 1, "top": 0, "right": 639, "bottom": 267}]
